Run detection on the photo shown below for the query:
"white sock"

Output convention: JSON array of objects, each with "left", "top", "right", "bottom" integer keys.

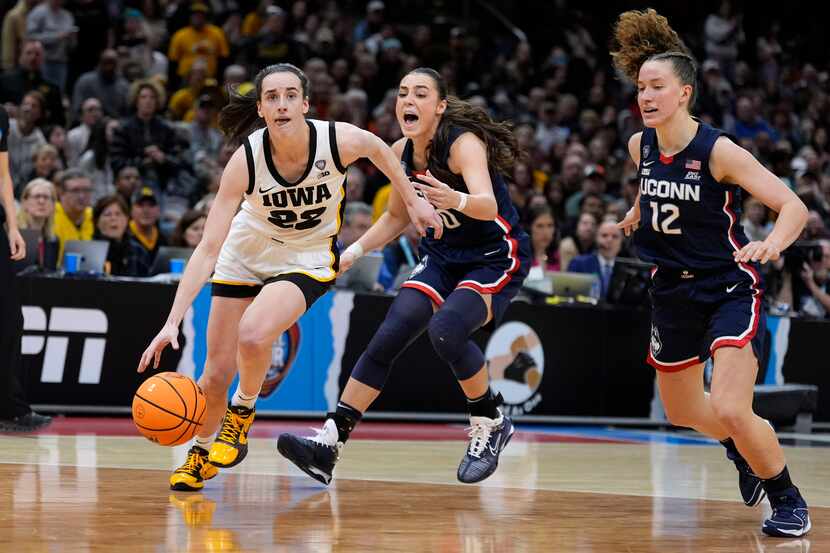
[
  {"left": 194, "top": 434, "right": 214, "bottom": 451},
  {"left": 231, "top": 384, "right": 258, "bottom": 409}
]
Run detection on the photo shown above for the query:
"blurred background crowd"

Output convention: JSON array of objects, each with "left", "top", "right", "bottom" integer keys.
[{"left": 3, "top": 0, "right": 830, "bottom": 317}]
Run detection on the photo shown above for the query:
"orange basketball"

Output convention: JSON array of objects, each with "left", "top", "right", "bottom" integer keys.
[{"left": 132, "top": 372, "right": 206, "bottom": 446}]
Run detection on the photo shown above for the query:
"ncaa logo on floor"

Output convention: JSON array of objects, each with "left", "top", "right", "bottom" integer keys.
[{"left": 484, "top": 322, "right": 544, "bottom": 415}]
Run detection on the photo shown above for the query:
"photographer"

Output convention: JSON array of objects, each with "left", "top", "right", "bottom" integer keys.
[{"left": 799, "top": 239, "right": 830, "bottom": 318}]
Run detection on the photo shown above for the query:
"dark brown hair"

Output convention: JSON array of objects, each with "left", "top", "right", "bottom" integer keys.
[
  {"left": 170, "top": 209, "right": 207, "bottom": 247},
  {"left": 93, "top": 194, "right": 129, "bottom": 224},
  {"left": 611, "top": 9, "right": 698, "bottom": 108},
  {"left": 406, "top": 67, "right": 522, "bottom": 182},
  {"left": 219, "top": 63, "right": 310, "bottom": 144}
]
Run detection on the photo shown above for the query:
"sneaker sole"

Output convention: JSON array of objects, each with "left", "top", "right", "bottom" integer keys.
[
  {"left": 457, "top": 424, "right": 515, "bottom": 484},
  {"left": 277, "top": 436, "right": 332, "bottom": 486},
  {"left": 762, "top": 517, "right": 811, "bottom": 538},
  {"left": 208, "top": 445, "right": 248, "bottom": 468}
]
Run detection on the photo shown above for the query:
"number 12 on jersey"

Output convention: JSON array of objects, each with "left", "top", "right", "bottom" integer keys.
[{"left": 649, "top": 201, "right": 681, "bottom": 235}]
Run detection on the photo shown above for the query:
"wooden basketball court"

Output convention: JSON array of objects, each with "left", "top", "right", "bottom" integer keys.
[{"left": 0, "top": 417, "right": 826, "bottom": 552}]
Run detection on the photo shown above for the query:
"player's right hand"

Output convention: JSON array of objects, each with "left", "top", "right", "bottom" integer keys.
[
  {"left": 617, "top": 204, "right": 641, "bottom": 237},
  {"left": 138, "top": 322, "right": 180, "bottom": 373},
  {"left": 338, "top": 251, "right": 356, "bottom": 275}
]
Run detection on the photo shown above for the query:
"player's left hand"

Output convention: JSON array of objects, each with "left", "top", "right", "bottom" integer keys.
[
  {"left": 414, "top": 170, "right": 460, "bottom": 211},
  {"left": 8, "top": 228, "right": 25, "bottom": 261},
  {"left": 734, "top": 239, "right": 781, "bottom": 264},
  {"left": 405, "top": 194, "right": 443, "bottom": 239}
]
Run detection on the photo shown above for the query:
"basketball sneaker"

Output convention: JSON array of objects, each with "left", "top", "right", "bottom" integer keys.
[
  {"left": 277, "top": 419, "right": 341, "bottom": 485},
  {"left": 170, "top": 446, "right": 219, "bottom": 491},
  {"left": 209, "top": 404, "right": 255, "bottom": 468},
  {"left": 725, "top": 444, "right": 765, "bottom": 507},
  {"left": 457, "top": 409, "right": 514, "bottom": 484},
  {"left": 762, "top": 487, "right": 811, "bottom": 537}
]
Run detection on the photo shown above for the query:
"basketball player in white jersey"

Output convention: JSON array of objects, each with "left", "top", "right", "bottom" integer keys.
[{"left": 136, "top": 63, "right": 442, "bottom": 491}]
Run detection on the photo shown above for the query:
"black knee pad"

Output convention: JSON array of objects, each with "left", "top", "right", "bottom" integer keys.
[{"left": 428, "top": 309, "right": 484, "bottom": 381}]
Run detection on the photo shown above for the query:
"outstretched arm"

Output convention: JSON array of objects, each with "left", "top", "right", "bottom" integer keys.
[
  {"left": 138, "top": 146, "right": 247, "bottom": 371},
  {"left": 711, "top": 136, "right": 808, "bottom": 264},
  {"left": 335, "top": 122, "right": 443, "bottom": 239}
]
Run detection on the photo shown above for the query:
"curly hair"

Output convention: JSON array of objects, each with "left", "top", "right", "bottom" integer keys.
[{"left": 610, "top": 9, "right": 698, "bottom": 107}]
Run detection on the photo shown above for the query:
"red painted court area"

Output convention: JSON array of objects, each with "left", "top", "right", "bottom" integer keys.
[{"left": 18, "top": 416, "right": 627, "bottom": 444}]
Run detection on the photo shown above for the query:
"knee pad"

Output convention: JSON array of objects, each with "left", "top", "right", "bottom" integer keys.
[
  {"left": 351, "top": 289, "right": 432, "bottom": 390},
  {"left": 428, "top": 309, "right": 484, "bottom": 381}
]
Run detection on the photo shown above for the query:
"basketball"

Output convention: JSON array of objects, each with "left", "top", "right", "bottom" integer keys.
[{"left": 132, "top": 372, "right": 206, "bottom": 446}]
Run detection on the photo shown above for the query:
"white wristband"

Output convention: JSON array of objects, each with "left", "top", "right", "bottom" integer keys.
[
  {"left": 457, "top": 192, "right": 468, "bottom": 211},
  {"left": 344, "top": 241, "right": 364, "bottom": 259}
]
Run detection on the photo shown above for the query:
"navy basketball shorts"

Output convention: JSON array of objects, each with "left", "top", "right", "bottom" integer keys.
[
  {"left": 647, "top": 264, "right": 766, "bottom": 372},
  {"left": 401, "top": 234, "right": 531, "bottom": 328}
]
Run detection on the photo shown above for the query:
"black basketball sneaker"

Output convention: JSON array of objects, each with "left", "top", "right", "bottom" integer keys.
[
  {"left": 763, "top": 486, "right": 811, "bottom": 537},
  {"left": 278, "top": 419, "right": 341, "bottom": 485},
  {"left": 457, "top": 409, "right": 514, "bottom": 484},
  {"left": 725, "top": 445, "right": 765, "bottom": 507}
]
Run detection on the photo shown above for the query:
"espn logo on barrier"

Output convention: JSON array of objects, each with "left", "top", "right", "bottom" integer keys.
[{"left": 21, "top": 307, "right": 108, "bottom": 384}]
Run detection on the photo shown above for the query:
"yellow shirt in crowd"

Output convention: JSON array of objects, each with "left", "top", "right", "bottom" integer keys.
[
  {"left": 53, "top": 202, "right": 94, "bottom": 261},
  {"left": 168, "top": 25, "right": 230, "bottom": 78}
]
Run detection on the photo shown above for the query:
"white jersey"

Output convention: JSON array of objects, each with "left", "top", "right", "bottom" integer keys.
[{"left": 238, "top": 119, "right": 347, "bottom": 245}]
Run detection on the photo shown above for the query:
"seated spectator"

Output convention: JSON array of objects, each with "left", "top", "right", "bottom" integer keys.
[
  {"left": 167, "top": 3, "right": 229, "bottom": 84},
  {"left": 71, "top": 49, "right": 129, "bottom": 118},
  {"left": 26, "top": 143, "right": 59, "bottom": 183},
  {"left": 799, "top": 239, "right": 830, "bottom": 318},
  {"left": 742, "top": 196, "right": 773, "bottom": 242},
  {"left": 53, "top": 168, "right": 94, "bottom": 259},
  {"left": 376, "top": 223, "right": 419, "bottom": 292},
  {"left": 169, "top": 209, "right": 206, "bottom": 248},
  {"left": 66, "top": 97, "right": 102, "bottom": 166},
  {"left": 564, "top": 164, "right": 614, "bottom": 219},
  {"left": 7, "top": 90, "right": 47, "bottom": 191},
  {"left": 567, "top": 220, "right": 623, "bottom": 301},
  {"left": 16, "top": 177, "right": 59, "bottom": 268},
  {"left": 114, "top": 165, "right": 141, "bottom": 207},
  {"left": 169, "top": 59, "right": 210, "bottom": 121},
  {"left": 338, "top": 201, "right": 372, "bottom": 250},
  {"left": 558, "top": 211, "right": 597, "bottom": 272},
  {"left": 185, "top": 94, "right": 223, "bottom": 159},
  {"left": 110, "top": 79, "right": 182, "bottom": 194},
  {"left": 527, "top": 206, "right": 560, "bottom": 280},
  {"left": 0, "top": 40, "right": 64, "bottom": 126},
  {"left": 128, "top": 186, "right": 167, "bottom": 276},
  {"left": 1, "top": 0, "right": 32, "bottom": 72},
  {"left": 92, "top": 195, "right": 139, "bottom": 276},
  {"left": 78, "top": 119, "right": 116, "bottom": 201},
  {"left": 25, "top": 0, "right": 76, "bottom": 93}
]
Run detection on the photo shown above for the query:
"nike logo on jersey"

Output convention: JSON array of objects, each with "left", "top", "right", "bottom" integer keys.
[
  {"left": 726, "top": 283, "right": 739, "bottom": 293},
  {"left": 259, "top": 184, "right": 279, "bottom": 194},
  {"left": 642, "top": 160, "right": 655, "bottom": 167}
]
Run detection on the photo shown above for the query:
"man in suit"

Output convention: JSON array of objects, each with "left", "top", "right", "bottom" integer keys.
[{"left": 567, "top": 220, "right": 623, "bottom": 300}]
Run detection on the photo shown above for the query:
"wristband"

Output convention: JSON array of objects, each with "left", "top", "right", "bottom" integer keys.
[
  {"left": 457, "top": 192, "right": 468, "bottom": 211},
  {"left": 345, "top": 241, "right": 364, "bottom": 259}
]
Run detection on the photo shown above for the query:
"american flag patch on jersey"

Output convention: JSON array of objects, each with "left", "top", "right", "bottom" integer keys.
[{"left": 686, "top": 159, "right": 701, "bottom": 170}]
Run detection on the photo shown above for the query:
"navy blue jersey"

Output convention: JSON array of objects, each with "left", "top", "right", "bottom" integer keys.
[
  {"left": 634, "top": 122, "right": 751, "bottom": 271},
  {"left": 401, "top": 126, "right": 524, "bottom": 249}
]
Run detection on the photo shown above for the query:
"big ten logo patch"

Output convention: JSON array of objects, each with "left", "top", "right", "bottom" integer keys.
[
  {"left": 260, "top": 323, "right": 301, "bottom": 398},
  {"left": 22, "top": 307, "right": 108, "bottom": 384},
  {"left": 484, "top": 321, "right": 545, "bottom": 415}
]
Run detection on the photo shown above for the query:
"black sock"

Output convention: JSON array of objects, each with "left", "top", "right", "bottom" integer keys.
[
  {"left": 762, "top": 466, "right": 794, "bottom": 496},
  {"left": 720, "top": 437, "right": 741, "bottom": 459},
  {"left": 331, "top": 401, "right": 362, "bottom": 444},
  {"left": 467, "top": 388, "right": 499, "bottom": 419}
]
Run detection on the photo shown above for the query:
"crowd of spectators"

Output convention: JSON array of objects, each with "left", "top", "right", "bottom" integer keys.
[{"left": 2, "top": 0, "right": 830, "bottom": 317}]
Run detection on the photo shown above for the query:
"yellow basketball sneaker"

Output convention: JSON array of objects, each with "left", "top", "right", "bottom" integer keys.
[
  {"left": 209, "top": 404, "right": 255, "bottom": 468},
  {"left": 170, "top": 446, "right": 219, "bottom": 491}
]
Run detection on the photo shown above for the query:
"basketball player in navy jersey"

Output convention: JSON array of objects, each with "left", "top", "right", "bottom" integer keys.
[
  {"left": 613, "top": 10, "right": 810, "bottom": 537},
  {"left": 278, "top": 67, "right": 531, "bottom": 485},
  {"left": 137, "top": 64, "right": 441, "bottom": 491}
]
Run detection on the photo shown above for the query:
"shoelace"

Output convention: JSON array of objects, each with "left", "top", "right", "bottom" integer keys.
[
  {"left": 218, "top": 412, "right": 244, "bottom": 444},
  {"left": 307, "top": 424, "right": 337, "bottom": 448},
  {"left": 177, "top": 449, "right": 204, "bottom": 474},
  {"left": 465, "top": 422, "right": 494, "bottom": 459}
]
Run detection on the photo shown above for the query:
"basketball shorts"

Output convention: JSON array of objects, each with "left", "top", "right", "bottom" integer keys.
[
  {"left": 647, "top": 264, "right": 766, "bottom": 372},
  {"left": 401, "top": 233, "right": 530, "bottom": 327},
  {"left": 211, "top": 214, "right": 336, "bottom": 308}
]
